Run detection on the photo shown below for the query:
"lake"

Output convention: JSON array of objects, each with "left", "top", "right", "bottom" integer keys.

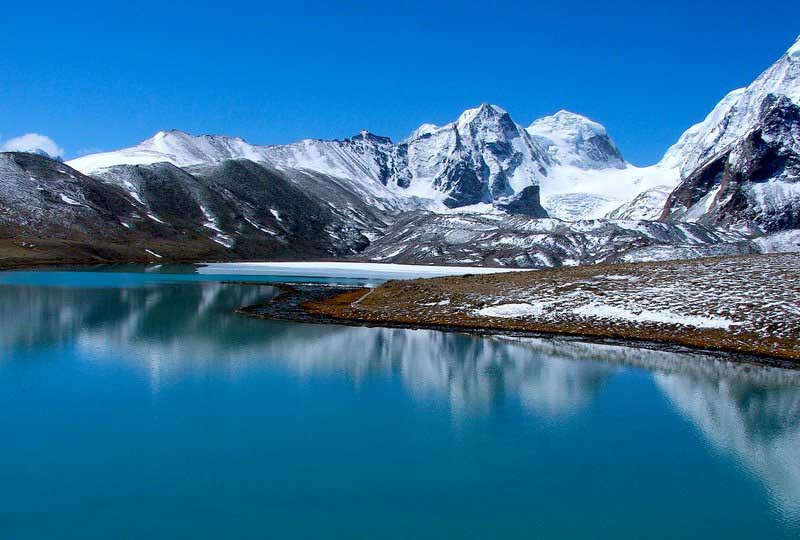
[{"left": 1, "top": 265, "right": 798, "bottom": 539}]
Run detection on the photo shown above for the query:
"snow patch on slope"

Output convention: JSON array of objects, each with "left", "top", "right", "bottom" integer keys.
[
  {"left": 477, "top": 302, "right": 549, "bottom": 318},
  {"left": 541, "top": 163, "right": 678, "bottom": 220},
  {"left": 572, "top": 302, "right": 737, "bottom": 329}
]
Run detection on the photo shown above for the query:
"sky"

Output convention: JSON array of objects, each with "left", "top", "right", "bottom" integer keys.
[{"left": 0, "top": 1, "right": 797, "bottom": 165}]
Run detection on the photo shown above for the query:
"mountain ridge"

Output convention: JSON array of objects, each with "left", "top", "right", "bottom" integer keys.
[
  {"left": 65, "top": 35, "right": 800, "bottom": 223},
  {"left": 4, "top": 36, "right": 800, "bottom": 268}
]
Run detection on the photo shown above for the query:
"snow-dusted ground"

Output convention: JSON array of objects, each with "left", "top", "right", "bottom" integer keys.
[
  {"left": 462, "top": 255, "right": 799, "bottom": 340},
  {"left": 198, "top": 261, "right": 528, "bottom": 281},
  {"left": 335, "top": 253, "right": 800, "bottom": 359}
]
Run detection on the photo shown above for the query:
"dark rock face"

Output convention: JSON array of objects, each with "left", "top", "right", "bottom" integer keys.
[
  {"left": 663, "top": 94, "right": 800, "bottom": 232},
  {"left": 437, "top": 158, "right": 490, "bottom": 207},
  {"left": 582, "top": 133, "right": 625, "bottom": 168},
  {"left": 661, "top": 155, "right": 727, "bottom": 220},
  {"left": 191, "top": 160, "right": 377, "bottom": 257},
  {"left": 338, "top": 131, "right": 412, "bottom": 188},
  {"left": 498, "top": 186, "right": 549, "bottom": 217}
]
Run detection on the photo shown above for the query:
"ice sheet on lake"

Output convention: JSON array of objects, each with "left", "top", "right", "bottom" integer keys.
[{"left": 197, "top": 261, "right": 529, "bottom": 280}]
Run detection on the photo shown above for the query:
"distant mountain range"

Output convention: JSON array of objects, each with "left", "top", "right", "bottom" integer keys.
[{"left": 1, "top": 36, "right": 799, "bottom": 267}]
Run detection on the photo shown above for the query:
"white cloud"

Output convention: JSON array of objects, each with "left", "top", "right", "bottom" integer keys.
[{"left": 0, "top": 133, "right": 65, "bottom": 159}]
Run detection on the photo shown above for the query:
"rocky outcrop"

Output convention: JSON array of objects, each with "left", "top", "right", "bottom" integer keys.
[{"left": 662, "top": 94, "right": 800, "bottom": 232}]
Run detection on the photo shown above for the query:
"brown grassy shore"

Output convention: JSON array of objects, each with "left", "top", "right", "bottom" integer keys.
[{"left": 297, "top": 253, "right": 800, "bottom": 363}]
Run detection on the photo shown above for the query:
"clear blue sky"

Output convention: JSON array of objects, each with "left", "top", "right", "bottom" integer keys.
[{"left": 0, "top": 0, "right": 797, "bottom": 165}]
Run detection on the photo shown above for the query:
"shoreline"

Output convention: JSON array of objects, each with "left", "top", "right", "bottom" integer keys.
[
  {"left": 4, "top": 252, "right": 798, "bottom": 367},
  {"left": 237, "top": 283, "right": 800, "bottom": 370}
]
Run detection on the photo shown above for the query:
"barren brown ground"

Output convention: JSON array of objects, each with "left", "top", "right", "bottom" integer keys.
[{"left": 302, "top": 253, "right": 800, "bottom": 362}]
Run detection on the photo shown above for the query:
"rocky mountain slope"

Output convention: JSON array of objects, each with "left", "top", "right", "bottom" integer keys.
[
  {"left": 0, "top": 152, "right": 134, "bottom": 240},
  {"left": 662, "top": 94, "right": 800, "bottom": 232},
  {"left": 359, "top": 212, "right": 757, "bottom": 267},
  {"left": 546, "top": 36, "right": 800, "bottom": 224},
  {"left": 64, "top": 106, "right": 680, "bottom": 223},
  {"left": 662, "top": 38, "right": 800, "bottom": 177},
  {"left": 524, "top": 110, "right": 677, "bottom": 221},
  {"left": 4, "top": 149, "right": 763, "bottom": 269},
  {"left": 659, "top": 39, "right": 800, "bottom": 231},
  {"left": 66, "top": 105, "right": 646, "bottom": 221},
  {"left": 0, "top": 152, "right": 395, "bottom": 265},
  {"left": 68, "top": 104, "right": 552, "bottom": 214}
]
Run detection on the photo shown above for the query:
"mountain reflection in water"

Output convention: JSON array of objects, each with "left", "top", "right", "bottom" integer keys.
[{"left": 1, "top": 275, "right": 800, "bottom": 524}]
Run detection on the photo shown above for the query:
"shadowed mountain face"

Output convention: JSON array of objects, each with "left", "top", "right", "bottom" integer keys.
[
  {"left": 0, "top": 153, "right": 392, "bottom": 264},
  {"left": 662, "top": 95, "right": 800, "bottom": 233},
  {"left": 97, "top": 159, "right": 386, "bottom": 258},
  {"left": 0, "top": 152, "right": 139, "bottom": 240}
]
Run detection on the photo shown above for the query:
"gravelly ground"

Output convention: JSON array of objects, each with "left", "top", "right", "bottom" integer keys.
[{"left": 302, "top": 253, "right": 800, "bottom": 362}]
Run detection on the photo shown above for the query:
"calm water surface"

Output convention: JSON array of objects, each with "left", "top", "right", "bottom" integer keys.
[{"left": 1, "top": 265, "right": 799, "bottom": 539}]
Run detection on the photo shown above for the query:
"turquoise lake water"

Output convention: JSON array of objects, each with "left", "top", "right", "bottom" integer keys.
[{"left": 1, "top": 265, "right": 799, "bottom": 539}]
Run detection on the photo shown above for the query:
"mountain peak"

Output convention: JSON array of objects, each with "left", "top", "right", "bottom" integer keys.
[
  {"left": 659, "top": 34, "right": 800, "bottom": 176},
  {"left": 141, "top": 129, "right": 198, "bottom": 147},
  {"left": 456, "top": 103, "right": 509, "bottom": 126},
  {"left": 154, "top": 129, "right": 191, "bottom": 137},
  {"left": 147, "top": 129, "right": 247, "bottom": 144},
  {"left": 529, "top": 110, "right": 608, "bottom": 136},
  {"left": 404, "top": 123, "right": 439, "bottom": 142},
  {"left": 527, "top": 111, "right": 624, "bottom": 169},
  {"left": 349, "top": 130, "right": 393, "bottom": 145}
]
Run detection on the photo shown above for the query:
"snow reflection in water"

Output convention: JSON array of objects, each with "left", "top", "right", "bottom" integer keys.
[{"left": 1, "top": 276, "right": 799, "bottom": 522}]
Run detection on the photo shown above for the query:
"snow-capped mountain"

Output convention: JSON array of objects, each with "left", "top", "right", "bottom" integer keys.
[
  {"left": 601, "top": 35, "right": 800, "bottom": 225},
  {"left": 662, "top": 94, "right": 800, "bottom": 232},
  {"left": 68, "top": 103, "right": 551, "bottom": 214},
  {"left": 526, "top": 110, "right": 677, "bottom": 221},
  {"left": 69, "top": 130, "right": 268, "bottom": 170},
  {"left": 67, "top": 105, "right": 652, "bottom": 220},
  {"left": 67, "top": 129, "right": 413, "bottom": 212},
  {"left": 661, "top": 36, "right": 800, "bottom": 177},
  {"left": 659, "top": 36, "right": 800, "bottom": 231},
  {"left": 401, "top": 103, "right": 550, "bottom": 208},
  {"left": 3, "top": 35, "right": 798, "bottom": 269},
  {"left": 0, "top": 152, "right": 394, "bottom": 264},
  {"left": 527, "top": 110, "right": 625, "bottom": 170}
]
